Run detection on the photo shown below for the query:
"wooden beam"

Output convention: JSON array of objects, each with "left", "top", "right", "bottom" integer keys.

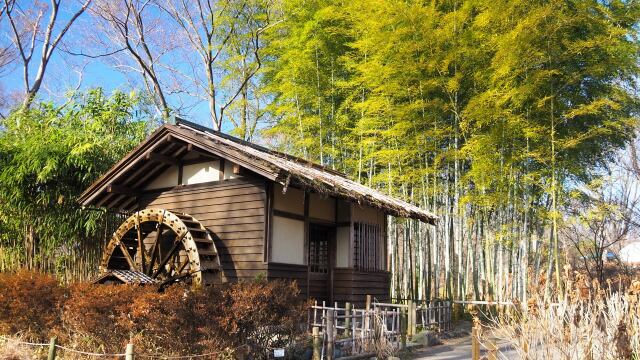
[
  {"left": 186, "top": 143, "right": 219, "bottom": 160},
  {"left": 80, "top": 132, "right": 173, "bottom": 206},
  {"left": 95, "top": 192, "right": 116, "bottom": 208},
  {"left": 273, "top": 209, "right": 305, "bottom": 221},
  {"left": 107, "top": 184, "right": 134, "bottom": 195},
  {"left": 181, "top": 156, "right": 220, "bottom": 166},
  {"left": 118, "top": 197, "right": 138, "bottom": 212},
  {"left": 264, "top": 181, "right": 273, "bottom": 263},
  {"left": 145, "top": 152, "right": 179, "bottom": 166},
  {"left": 304, "top": 191, "right": 310, "bottom": 299}
]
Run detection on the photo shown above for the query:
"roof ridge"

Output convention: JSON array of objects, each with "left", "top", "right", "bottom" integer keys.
[{"left": 172, "top": 117, "right": 348, "bottom": 177}]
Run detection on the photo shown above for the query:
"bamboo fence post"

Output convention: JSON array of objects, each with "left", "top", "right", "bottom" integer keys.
[
  {"left": 364, "top": 295, "right": 372, "bottom": 332},
  {"left": 400, "top": 306, "right": 407, "bottom": 350},
  {"left": 312, "top": 326, "right": 321, "bottom": 360},
  {"left": 47, "top": 337, "right": 57, "bottom": 360},
  {"left": 351, "top": 308, "right": 356, "bottom": 355},
  {"left": 409, "top": 300, "right": 416, "bottom": 338},
  {"left": 327, "top": 310, "right": 335, "bottom": 360},
  {"left": 125, "top": 343, "right": 135, "bottom": 360},
  {"left": 471, "top": 322, "right": 480, "bottom": 360},
  {"left": 344, "top": 302, "right": 352, "bottom": 337}
]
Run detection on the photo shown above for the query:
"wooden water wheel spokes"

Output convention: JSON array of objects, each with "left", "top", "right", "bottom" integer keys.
[{"left": 100, "top": 208, "right": 223, "bottom": 286}]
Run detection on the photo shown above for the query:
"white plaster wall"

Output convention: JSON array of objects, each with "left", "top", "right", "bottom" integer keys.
[
  {"left": 309, "top": 193, "right": 335, "bottom": 221},
  {"left": 273, "top": 183, "right": 305, "bottom": 215},
  {"left": 223, "top": 160, "right": 241, "bottom": 180},
  {"left": 271, "top": 215, "right": 305, "bottom": 264},
  {"left": 144, "top": 166, "right": 178, "bottom": 190},
  {"left": 336, "top": 226, "right": 350, "bottom": 267},
  {"left": 184, "top": 161, "right": 221, "bottom": 185}
]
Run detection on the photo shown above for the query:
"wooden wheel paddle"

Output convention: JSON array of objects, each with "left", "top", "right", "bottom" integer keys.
[{"left": 100, "top": 208, "right": 223, "bottom": 286}]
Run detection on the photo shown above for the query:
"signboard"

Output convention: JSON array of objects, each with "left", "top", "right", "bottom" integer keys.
[{"left": 273, "top": 348, "right": 285, "bottom": 358}]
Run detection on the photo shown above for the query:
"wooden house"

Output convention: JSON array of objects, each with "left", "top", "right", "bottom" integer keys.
[{"left": 79, "top": 118, "right": 436, "bottom": 304}]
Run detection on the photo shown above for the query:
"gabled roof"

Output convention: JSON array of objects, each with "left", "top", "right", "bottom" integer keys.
[{"left": 79, "top": 118, "right": 437, "bottom": 224}]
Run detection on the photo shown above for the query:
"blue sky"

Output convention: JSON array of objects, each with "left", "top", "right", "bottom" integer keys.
[{"left": 0, "top": 1, "right": 225, "bottom": 130}]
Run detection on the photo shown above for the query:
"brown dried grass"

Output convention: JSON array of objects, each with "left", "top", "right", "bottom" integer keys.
[
  {"left": 482, "top": 269, "right": 640, "bottom": 359},
  {"left": 0, "top": 271, "right": 307, "bottom": 359}
]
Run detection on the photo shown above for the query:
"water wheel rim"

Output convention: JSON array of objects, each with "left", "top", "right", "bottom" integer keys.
[{"left": 100, "top": 208, "right": 222, "bottom": 286}]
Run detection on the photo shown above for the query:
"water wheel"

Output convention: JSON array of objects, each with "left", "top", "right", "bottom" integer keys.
[{"left": 100, "top": 208, "right": 223, "bottom": 286}]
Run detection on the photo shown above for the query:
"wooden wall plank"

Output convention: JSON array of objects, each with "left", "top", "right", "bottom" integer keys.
[{"left": 139, "top": 179, "right": 268, "bottom": 282}]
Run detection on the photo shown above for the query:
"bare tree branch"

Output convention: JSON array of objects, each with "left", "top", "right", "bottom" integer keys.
[
  {"left": 160, "top": 0, "right": 279, "bottom": 132},
  {"left": 90, "top": 0, "right": 171, "bottom": 118},
  {"left": 57, "top": 45, "right": 127, "bottom": 59},
  {"left": 4, "top": 0, "right": 92, "bottom": 108}
]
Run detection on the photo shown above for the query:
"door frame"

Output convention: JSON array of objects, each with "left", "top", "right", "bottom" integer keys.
[{"left": 307, "top": 221, "right": 337, "bottom": 303}]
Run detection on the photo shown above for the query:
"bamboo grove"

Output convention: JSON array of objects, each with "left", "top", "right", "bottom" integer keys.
[
  {"left": 0, "top": 0, "right": 639, "bottom": 302},
  {"left": 261, "top": 0, "right": 640, "bottom": 302}
]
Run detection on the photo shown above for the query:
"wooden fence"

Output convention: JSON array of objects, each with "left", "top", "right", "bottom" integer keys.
[
  {"left": 1, "top": 298, "right": 452, "bottom": 360},
  {"left": 309, "top": 296, "right": 452, "bottom": 359},
  {"left": 0, "top": 336, "right": 235, "bottom": 359},
  {"left": 471, "top": 321, "right": 498, "bottom": 360}
]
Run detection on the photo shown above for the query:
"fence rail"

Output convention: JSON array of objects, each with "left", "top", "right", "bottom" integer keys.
[
  {"left": 308, "top": 296, "right": 452, "bottom": 359},
  {"left": 1, "top": 297, "right": 453, "bottom": 360},
  {"left": 0, "top": 335, "right": 231, "bottom": 359}
]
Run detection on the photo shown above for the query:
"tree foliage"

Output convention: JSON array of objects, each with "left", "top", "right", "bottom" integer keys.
[
  {"left": 263, "top": 0, "right": 640, "bottom": 300},
  {"left": 0, "top": 89, "right": 151, "bottom": 277}
]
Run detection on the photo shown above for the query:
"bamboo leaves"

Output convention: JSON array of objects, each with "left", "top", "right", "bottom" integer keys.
[
  {"left": 263, "top": 0, "right": 640, "bottom": 300},
  {"left": 0, "top": 89, "right": 151, "bottom": 279}
]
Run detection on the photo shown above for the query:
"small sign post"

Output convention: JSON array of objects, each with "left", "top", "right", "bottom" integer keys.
[{"left": 274, "top": 348, "right": 285, "bottom": 358}]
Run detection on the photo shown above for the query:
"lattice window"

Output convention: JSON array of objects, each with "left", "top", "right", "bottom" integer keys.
[
  {"left": 309, "top": 224, "right": 329, "bottom": 273},
  {"left": 353, "top": 222, "right": 383, "bottom": 271}
]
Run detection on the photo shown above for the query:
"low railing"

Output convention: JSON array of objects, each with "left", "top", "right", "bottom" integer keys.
[{"left": 309, "top": 296, "right": 452, "bottom": 359}]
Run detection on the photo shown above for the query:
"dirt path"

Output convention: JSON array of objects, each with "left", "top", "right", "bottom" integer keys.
[{"left": 407, "top": 335, "right": 518, "bottom": 359}]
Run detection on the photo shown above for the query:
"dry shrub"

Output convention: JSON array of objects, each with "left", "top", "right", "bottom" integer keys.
[
  {"left": 0, "top": 338, "right": 36, "bottom": 360},
  {"left": 0, "top": 270, "right": 65, "bottom": 341},
  {"left": 0, "top": 271, "right": 307, "bottom": 359},
  {"left": 220, "top": 280, "right": 309, "bottom": 356},
  {"left": 126, "top": 286, "right": 223, "bottom": 354},
  {"left": 484, "top": 276, "right": 640, "bottom": 359},
  {"left": 61, "top": 283, "right": 151, "bottom": 352}
]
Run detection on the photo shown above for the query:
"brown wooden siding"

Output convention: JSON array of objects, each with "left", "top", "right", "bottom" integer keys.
[
  {"left": 266, "top": 263, "right": 390, "bottom": 305},
  {"left": 309, "top": 274, "right": 329, "bottom": 302},
  {"left": 267, "top": 262, "right": 308, "bottom": 296},
  {"left": 334, "top": 268, "right": 390, "bottom": 306},
  {"left": 138, "top": 178, "right": 268, "bottom": 282}
]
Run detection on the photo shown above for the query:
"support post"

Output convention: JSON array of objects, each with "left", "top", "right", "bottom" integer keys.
[
  {"left": 312, "top": 326, "right": 322, "bottom": 360},
  {"left": 47, "top": 337, "right": 57, "bottom": 360},
  {"left": 344, "top": 302, "right": 352, "bottom": 337},
  {"left": 327, "top": 311, "right": 335, "bottom": 360},
  {"left": 364, "top": 294, "right": 372, "bottom": 331},
  {"left": 409, "top": 300, "right": 416, "bottom": 338},
  {"left": 471, "top": 323, "right": 480, "bottom": 360},
  {"left": 126, "top": 343, "right": 135, "bottom": 360},
  {"left": 400, "top": 306, "right": 407, "bottom": 350}
]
